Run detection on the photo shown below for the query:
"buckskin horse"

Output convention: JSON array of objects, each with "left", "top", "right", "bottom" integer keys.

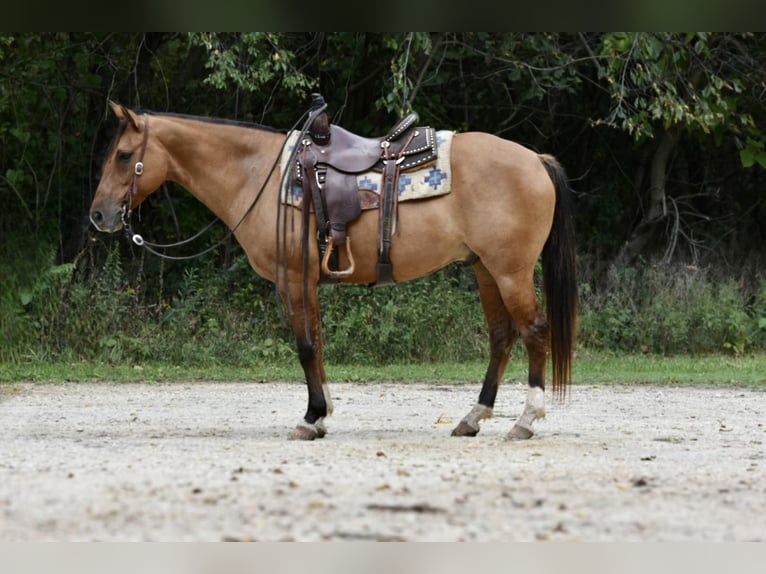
[{"left": 89, "top": 99, "right": 577, "bottom": 441}]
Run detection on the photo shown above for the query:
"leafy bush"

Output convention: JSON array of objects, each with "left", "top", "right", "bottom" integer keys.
[
  {"left": 4, "top": 233, "right": 766, "bottom": 368},
  {"left": 0, "top": 238, "right": 76, "bottom": 362},
  {"left": 319, "top": 267, "right": 485, "bottom": 364},
  {"left": 579, "top": 262, "right": 763, "bottom": 355}
]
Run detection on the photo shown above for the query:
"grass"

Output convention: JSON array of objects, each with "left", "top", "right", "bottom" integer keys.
[
  {"left": 1, "top": 353, "right": 764, "bottom": 386},
  {"left": 570, "top": 352, "right": 766, "bottom": 386}
]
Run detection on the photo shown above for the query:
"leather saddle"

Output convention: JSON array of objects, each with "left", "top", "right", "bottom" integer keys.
[{"left": 291, "top": 94, "right": 437, "bottom": 285}]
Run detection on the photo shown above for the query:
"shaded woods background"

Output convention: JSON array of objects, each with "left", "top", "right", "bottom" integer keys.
[{"left": 2, "top": 33, "right": 765, "bottom": 365}]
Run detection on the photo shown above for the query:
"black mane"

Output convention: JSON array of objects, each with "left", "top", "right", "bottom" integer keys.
[
  {"left": 134, "top": 109, "right": 283, "bottom": 133},
  {"left": 101, "top": 108, "right": 285, "bottom": 164}
]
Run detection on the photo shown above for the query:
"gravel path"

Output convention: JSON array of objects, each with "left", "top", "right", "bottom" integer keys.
[{"left": 1, "top": 381, "right": 764, "bottom": 541}]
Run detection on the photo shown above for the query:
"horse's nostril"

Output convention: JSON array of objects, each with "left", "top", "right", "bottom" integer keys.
[{"left": 90, "top": 210, "right": 103, "bottom": 227}]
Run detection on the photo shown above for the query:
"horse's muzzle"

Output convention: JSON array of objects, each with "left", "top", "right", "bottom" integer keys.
[{"left": 89, "top": 206, "right": 124, "bottom": 233}]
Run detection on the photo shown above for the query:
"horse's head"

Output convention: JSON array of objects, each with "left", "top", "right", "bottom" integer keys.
[{"left": 89, "top": 101, "right": 166, "bottom": 233}]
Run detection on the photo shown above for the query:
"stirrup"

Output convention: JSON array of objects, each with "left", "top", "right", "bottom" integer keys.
[{"left": 321, "top": 236, "right": 355, "bottom": 278}]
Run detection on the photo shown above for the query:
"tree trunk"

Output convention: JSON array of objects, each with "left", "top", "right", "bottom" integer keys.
[{"left": 617, "top": 127, "right": 679, "bottom": 263}]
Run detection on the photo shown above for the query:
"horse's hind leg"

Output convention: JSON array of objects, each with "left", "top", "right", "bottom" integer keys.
[
  {"left": 452, "top": 261, "right": 518, "bottom": 437},
  {"left": 500, "top": 271, "right": 548, "bottom": 441}
]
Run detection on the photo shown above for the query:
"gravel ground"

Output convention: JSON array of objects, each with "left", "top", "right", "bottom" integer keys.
[{"left": 0, "top": 380, "right": 764, "bottom": 541}]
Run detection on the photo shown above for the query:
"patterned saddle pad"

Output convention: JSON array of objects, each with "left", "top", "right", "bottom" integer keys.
[{"left": 280, "top": 130, "right": 454, "bottom": 210}]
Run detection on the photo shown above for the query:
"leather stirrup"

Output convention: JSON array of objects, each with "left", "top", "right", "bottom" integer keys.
[{"left": 321, "top": 236, "right": 356, "bottom": 279}]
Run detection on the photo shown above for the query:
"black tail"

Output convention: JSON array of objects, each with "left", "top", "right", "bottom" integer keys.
[{"left": 539, "top": 154, "right": 578, "bottom": 398}]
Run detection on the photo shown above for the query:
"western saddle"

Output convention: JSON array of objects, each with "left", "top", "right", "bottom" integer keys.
[{"left": 289, "top": 94, "right": 437, "bottom": 285}]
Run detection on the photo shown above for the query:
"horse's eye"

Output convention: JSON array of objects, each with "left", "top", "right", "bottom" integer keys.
[{"left": 117, "top": 150, "right": 132, "bottom": 163}]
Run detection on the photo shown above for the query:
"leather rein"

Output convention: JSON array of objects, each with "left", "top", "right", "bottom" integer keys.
[{"left": 120, "top": 113, "right": 295, "bottom": 262}]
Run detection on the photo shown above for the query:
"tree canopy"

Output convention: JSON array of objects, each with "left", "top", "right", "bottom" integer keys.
[
  {"left": 2, "top": 32, "right": 764, "bottom": 271},
  {"left": 2, "top": 33, "right": 765, "bottom": 361}
]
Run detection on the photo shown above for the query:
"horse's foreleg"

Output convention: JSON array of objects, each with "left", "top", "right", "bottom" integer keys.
[
  {"left": 452, "top": 262, "right": 518, "bottom": 437},
  {"left": 290, "top": 338, "right": 328, "bottom": 440},
  {"left": 284, "top": 283, "right": 332, "bottom": 441}
]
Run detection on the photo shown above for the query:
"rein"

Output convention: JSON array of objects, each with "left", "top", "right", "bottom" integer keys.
[
  {"left": 274, "top": 98, "right": 327, "bottom": 327},
  {"left": 121, "top": 112, "right": 306, "bottom": 262},
  {"left": 117, "top": 102, "right": 318, "bottom": 341}
]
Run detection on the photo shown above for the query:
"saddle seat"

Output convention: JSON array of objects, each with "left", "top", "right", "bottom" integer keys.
[{"left": 314, "top": 112, "right": 421, "bottom": 174}]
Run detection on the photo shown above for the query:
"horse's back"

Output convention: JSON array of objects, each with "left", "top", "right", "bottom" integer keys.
[
  {"left": 452, "top": 131, "right": 547, "bottom": 168},
  {"left": 451, "top": 131, "right": 556, "bottom": 221}
]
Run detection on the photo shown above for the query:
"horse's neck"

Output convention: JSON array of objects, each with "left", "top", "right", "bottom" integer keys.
[{"left": 157, "top": 116, "right": 282, "bottom": 230}]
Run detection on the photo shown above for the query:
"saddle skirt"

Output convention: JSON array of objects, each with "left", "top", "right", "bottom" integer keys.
[{"left": 280, "top": 129, "right": 455, "bottom": 210}]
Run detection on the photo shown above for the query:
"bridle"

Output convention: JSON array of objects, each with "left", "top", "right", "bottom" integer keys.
[
  {"left": 111, "top": 100, "right": 333, "bottom": 340},
  {"left": 119, "top": 114, "right": 230, "bottom": 261},
  {"left": 118, "top": 111, "right": 306, "bottom": 262},
  {"left": 119, "top": 115, "right": 150, "bottom": 231},
  {"left": 131, "top": 116, "right": 150, "bottom": 198}
]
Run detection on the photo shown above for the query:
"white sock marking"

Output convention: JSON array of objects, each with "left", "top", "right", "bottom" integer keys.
[
  {"left": 460, "top": 403, "right": 493, "bottom": 432},
  {"left": 513, "top": 386, "right": 546, "bottom": 432},
  {"left": 322, "top": 383, "right": 334, "bottom": 416}
]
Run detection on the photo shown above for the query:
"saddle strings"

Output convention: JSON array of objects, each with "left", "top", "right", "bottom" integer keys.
[{"left": 274, "top": 100, "right": 327, "bottom": 322}]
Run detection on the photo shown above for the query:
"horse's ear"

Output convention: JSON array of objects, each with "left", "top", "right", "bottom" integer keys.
[
  {"left": 122, "top": 106, "right": 140, "bottom": 131},
  {"left": 109, "top": 101, "right": 140, "bottom": 131}
]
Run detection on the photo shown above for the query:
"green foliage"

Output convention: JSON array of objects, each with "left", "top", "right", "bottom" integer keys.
[
  {"left": 749, "top": 284, "right": 766, "bottom": 349},
  {"left": 189, "top": 33, "right": 313, "bottom": 96},
  {"left": 377, "top": 32, "right": 434, "bottom": 116},
  {"left": 320, "top": 267, "right": 485, "bottom": 364},
  {"left": 595, "top": 32, "right": 765, "bottom": 170},
  {"left": 4, "top": 238, "right": 766, "bottom": 368},
  {"left": 0, "top": 238, "right": 62, "bottom": 362},
  {"left": 579, "top": 263, "right": 764, "bottom": 355},
  {"left": 3, "top": 32, "right": 766, "bottom": 371},
  {"left": 739, "top": 136, "right": 766, "bottom": 169},
  {"left": 1, "top": 249, "right": 489, "bottom": 367}
]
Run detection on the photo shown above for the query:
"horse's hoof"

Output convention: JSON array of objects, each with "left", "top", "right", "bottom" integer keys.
[
  {"left": 288, "top": 424, "right": 318, "bottom": 441},
  {"left": 451, "top": 421, "right": 479, "bottom": 437},
  {"left": 315, "top": 420, "right": 327, "bottom": 439},
  {"left": 506, "top": 424, "right": 534, "bottom": 441}
]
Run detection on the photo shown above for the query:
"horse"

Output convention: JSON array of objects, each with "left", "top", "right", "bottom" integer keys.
[{"left": 89, "top": 100, "right": 577, "bottom": 441}]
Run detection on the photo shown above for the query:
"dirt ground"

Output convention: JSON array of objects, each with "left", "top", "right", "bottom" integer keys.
[{"left": 0, "top": 380, "right": 764, "bottom": 541}]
